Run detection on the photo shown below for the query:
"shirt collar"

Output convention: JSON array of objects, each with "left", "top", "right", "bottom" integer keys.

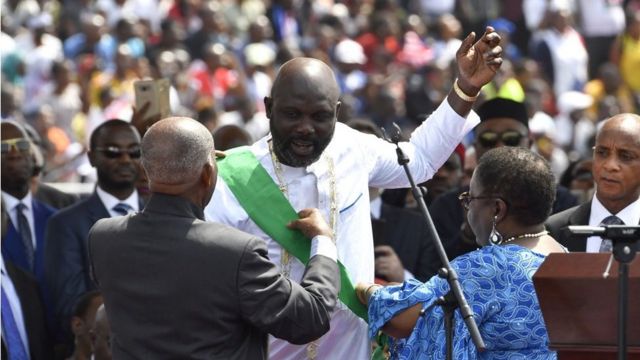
[
  {"left": 95, "top": 186, "right": 139, "bottom": 213},
  {"left": 1, "top": 191, "right": 32, "bottom": 212},
  {"left": 590, "top": 193, "right": 640, "bottom": 226}
]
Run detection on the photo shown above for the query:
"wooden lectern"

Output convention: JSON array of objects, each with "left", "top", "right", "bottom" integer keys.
[{"left": 533, "top": 253, "right": 640, "bottom": 360}]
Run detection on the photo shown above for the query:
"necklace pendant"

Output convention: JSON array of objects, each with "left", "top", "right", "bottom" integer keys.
[{"left": 307, "top": 341, "right": 318, "bottom": 359}]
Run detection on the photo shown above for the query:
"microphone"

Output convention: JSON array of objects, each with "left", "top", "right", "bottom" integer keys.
[{"left": 566, "top": 225, "right": 640, "bottom": 239}]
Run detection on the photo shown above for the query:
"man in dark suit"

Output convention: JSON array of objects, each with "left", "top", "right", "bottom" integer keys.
[
  {"left": 44, "top": 119, "right": 143, "bottom": 353},
  {"left": 546, "top": 113, "right": 640, "bottom": 251},
  {"left": 2, "top": 199, "right": 52, "bottom": 359},
  {"left": 1, "top": 258, "right": 53, "bottom": 360},
  {"left": 89, "top": 117, "right": 340, "bottom": 359},
  {"left": 1, "top": 121, "right": 56, "bottom": 298}
]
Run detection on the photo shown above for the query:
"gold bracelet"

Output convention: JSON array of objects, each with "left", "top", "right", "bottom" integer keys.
[
  {"left": 365, "top": 284, "right": 382, "bottom": 302},
  {"left": 453, "top": 79, "right": 479, "bottom": 102},
  {"left": 357, "top": 283, "right": 381, "bottom": 304}
]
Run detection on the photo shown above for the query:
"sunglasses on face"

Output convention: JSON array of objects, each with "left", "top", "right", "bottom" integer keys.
[
  {"left": 477, "top": 130, "right": 524, "bottom": 148},
  {"left": 94, "top": 146, "right": 141, "bottom": 159},
  {"left": 1, "top": 138, "right": 31, "bottom": 154}
]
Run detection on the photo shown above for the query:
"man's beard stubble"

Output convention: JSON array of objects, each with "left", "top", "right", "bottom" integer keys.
[{"left": 270, "top": 119, "right": 334, "bottom": 168}]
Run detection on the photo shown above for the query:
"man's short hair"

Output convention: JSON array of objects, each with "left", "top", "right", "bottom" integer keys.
[
  {"left": 475, "top": 147, "right": 556, "bottom": 226},
  {"left": 141, "top": 118, "right": 214, "bottom": 185},
  {"left": 89, "top": 119, "right": 137, "bottom": 150},
  {"left": 71, "top": 290, "right": 102, "bottom": 319}
]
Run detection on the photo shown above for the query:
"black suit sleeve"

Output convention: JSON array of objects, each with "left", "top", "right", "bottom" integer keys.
[{"left": 236, "top": 238, "right": 340, "bottom": 344}]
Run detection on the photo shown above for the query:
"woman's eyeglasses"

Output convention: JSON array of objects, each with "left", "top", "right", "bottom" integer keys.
[
  {"left": 1, "top": 138, "right": 31, "bottom": 154},
  {"left": 458, "top": 191, "right": 501, "bottom": 210},
  {"left": 94, "top": 146, "right": 142, "bottom": 159},
  {"left": 477, "top": 130, "right": 524, "bottom": 148}
]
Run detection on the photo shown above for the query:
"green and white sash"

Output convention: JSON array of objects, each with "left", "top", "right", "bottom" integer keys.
[{"left": 216, "top": 147, "right": 368, "bottom": 321}]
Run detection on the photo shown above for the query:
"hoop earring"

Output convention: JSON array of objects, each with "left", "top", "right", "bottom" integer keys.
[{"left": 489, "top": 215, "right": 502, "bottom": 245}]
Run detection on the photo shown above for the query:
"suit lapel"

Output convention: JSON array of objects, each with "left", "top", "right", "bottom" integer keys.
[
  {"left": 567, "top": 202, "right": 592, "bottom": 252},
  {"left": 86, "top": 192, "right": 111, "bottom": 223}
]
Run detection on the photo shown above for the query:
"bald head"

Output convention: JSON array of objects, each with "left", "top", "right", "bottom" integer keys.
[
  {"left": 142, "top": 117, "right": 214, "bottom": 186},
  {"left": 598, "top": 113, "right": 640, "bottom": 140},
  {"left": 592, "top": 113, "right": 640, "bottom": 213},
  {"left": 271, "top": 57, "right": 340, "bottom": 102}
]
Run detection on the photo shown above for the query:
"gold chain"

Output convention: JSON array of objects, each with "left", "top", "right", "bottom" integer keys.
[{"left": 268, "top": 140, "right": 337, "bottom": 359}]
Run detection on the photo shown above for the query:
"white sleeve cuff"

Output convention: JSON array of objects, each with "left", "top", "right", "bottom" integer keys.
[{"left": 310, "top": 235, "right": 338, "bottom": 262}]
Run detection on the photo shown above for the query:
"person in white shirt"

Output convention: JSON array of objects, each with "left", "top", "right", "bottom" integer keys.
[
  {"left": 547, "top": 113, "right": 640, "bottom": 252},
  {"left": 205, "top": 26, "right": 503, "bottom": 359}
]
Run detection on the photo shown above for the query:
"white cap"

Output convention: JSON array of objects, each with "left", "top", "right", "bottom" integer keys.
[
  {"left": 529, "top": 112, "right": 557, "bottom": 138},
  {"left": 244, "top": 43, "right": 276, "bottom": 67},
  {"left": 334, "top": 39, "right": 366, "bottom": 65},
  {"left": 557, "top": 91, "right": 593, "bottom": 114}
]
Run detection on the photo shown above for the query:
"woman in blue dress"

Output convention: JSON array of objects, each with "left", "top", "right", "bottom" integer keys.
[{"left": 358, "top": 147, "right": 564, "bottom": 359}]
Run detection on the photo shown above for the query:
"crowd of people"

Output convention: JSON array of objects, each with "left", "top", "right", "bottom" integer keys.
[{"left": 2, "top": 0, "right": 640, "bottom": 359}]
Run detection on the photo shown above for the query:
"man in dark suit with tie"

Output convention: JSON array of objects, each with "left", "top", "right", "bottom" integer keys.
[
  {"left": 546, "top": 113, "right": 640, "bottom": 252},
  {"left": 89, "top": 117, "right": 340, "bottom": 359},
  {"left": 1, "top": 258, "right": 53, "bottom": 359},
  {"left": 1, "top": 199, "right": 52, "bottom": 359},
  {"left": 1, "top": 121, "right": 57, "bottom": 302},
  {"left": 44, "top": 119, "right": 143, "bottom": 355}
]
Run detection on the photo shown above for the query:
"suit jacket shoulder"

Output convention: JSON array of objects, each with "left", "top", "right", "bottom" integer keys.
[
  {"left": 545, "top": 201, "right": 591, "bottom": 252},
  {"left": 34, "top": 183, "right": 78, "bottom": 210}
]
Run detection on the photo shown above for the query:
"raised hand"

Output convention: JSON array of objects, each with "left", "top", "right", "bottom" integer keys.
[
  {"left": 288, "top": 208, "right": 333, "bottom": 239},
  {"left": 456, "top": 26, "right": 503, "bottom": 95}
]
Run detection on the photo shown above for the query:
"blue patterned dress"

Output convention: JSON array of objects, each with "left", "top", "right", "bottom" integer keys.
[{"left": 368, "top": 244, "right": 557, "bottom": 360}]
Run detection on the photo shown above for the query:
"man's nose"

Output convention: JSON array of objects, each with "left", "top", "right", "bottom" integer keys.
[{"left": 294, "top": 118, "right": 315, "bottom": 135}]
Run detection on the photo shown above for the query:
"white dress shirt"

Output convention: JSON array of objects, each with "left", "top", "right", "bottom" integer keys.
[
  {"left": 95, "top": 187, "right": 140, "bottom": 217},
  {"left": 204, "top": 98, "right": 479, "bottom": 359},
  {"left": 2, "top": 191, "right": 36, "bottom": 249},
  {"left": 1, "top": 257, "right": 31, "bottom": 358},
  {"left": 586, "top": 194, "right": 640, "bottom": 253}
]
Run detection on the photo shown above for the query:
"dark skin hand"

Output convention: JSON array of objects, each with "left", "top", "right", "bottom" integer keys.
[
  {"left": 131, "top": 102, "right": 162, "bottom": 137},
  {"left": 447, "top": 26, "right": 503, "bottom": 117},
  {"left": 288, "top": 208, "right": 334, "bottom": 239},
  {"left": 374, "top": 245, "right": 405, "bottom": 283}
]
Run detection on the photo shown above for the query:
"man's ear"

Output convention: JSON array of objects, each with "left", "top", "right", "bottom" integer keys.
[
  {"left": 88, "top": 150, "right": 96, "bottom": 167},
  {"left": 264, "top": 96, "right": 272, "bottom": 119},
  {"left": 201, "top": 162, "right": 215, "bottom": 189}
]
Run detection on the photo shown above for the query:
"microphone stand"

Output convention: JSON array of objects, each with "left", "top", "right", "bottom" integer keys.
[
  {"left": 611, "top": 234, "right": 638, "bottom": 360},
  {"left": 383, "top": 124, "right": 485, "bottom": 359}
]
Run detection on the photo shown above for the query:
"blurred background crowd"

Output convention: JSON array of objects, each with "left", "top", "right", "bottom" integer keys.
[{"left": 2, "top": 0, "right": 639, "bottom": 188}]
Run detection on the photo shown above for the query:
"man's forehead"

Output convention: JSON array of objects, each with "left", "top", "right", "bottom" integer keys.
[
  {"left": 96, "top": 125, "right": 139, "bottom": 142},
  {"left": 1, "top": 123, "right": 27, "bottom": 140}
]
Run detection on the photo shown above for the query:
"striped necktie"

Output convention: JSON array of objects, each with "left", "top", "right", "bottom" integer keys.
[
  {"left": 15, "top": 203, "right": 34, "bottom": 271},
  {"left": 112, "top": 203, "right": 133, "bottom": 216},
  {"left": 598, "top": 215, "right": 624, "bottom": 252}
]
